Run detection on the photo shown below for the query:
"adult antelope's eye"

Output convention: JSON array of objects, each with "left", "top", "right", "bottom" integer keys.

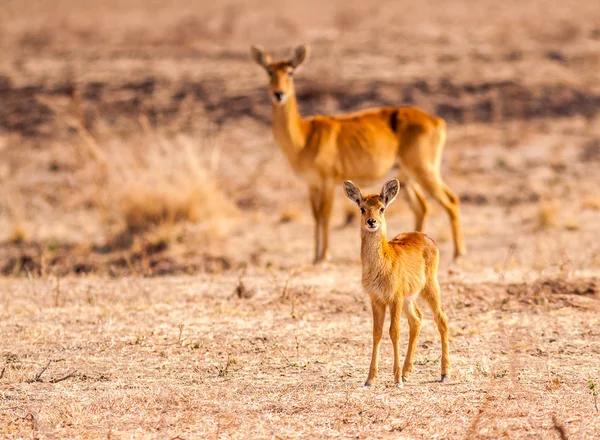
[
  {"left": 380, "top": 207, "right": 385, "bottom": 214},
  {"left": 360, "top": 208, "right": 366, "bottom": 215},
  {"left": 287, "top": 70, "right": 293, "bottom": 76}
]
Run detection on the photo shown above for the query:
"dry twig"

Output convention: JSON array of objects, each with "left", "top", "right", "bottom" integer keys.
[
  {"left": 34, "top": 360, "right": 52, "bottom": 382},
  {"left": 49, "top": 370, "right": 77, "bottom": 384}
]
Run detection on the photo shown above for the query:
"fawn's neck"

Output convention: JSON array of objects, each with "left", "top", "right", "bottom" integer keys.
[
  {"left": 360, "top": 225, "right": 392, "bottom": 273},
  {"left": 272, "top": 86, "right": 308, "bottom": 162}
]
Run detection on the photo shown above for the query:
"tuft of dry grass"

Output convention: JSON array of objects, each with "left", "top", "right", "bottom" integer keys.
[
  {"left": 8, "top": 223, "right": 26, "bottom": 244},
  {"left": 119, "top": 180, "right": 204, "bottom": 232},
  {"left": 278, "top": 206, "right": 303, "bottom": 224},
  {"left": 99, "top": 133, "right": 237, "bottom": 239},
  {"left": 563, "top": 218, "right": 580, "bottom": 231},
  {"left": 582, "top": 196, "right": 600, "bottom": 211},
  {"left": 536, "top": 201, "right": 559, "bottom": 230}
]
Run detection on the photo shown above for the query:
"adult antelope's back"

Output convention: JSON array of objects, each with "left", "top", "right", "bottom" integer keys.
[{"left": 251, "top": 44, "right": 465, "bottom": 263}]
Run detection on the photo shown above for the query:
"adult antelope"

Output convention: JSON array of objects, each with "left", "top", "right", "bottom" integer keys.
[
  {"left": 343, "top": 179, "right": 449, "bottom": 386},
  {"left": 250, "top": 44, "right": 465, "bottom": 263}
]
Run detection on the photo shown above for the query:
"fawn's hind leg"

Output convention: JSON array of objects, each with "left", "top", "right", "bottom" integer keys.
[
  {"left": 402, "top": 299, "right": 422, "bottom": 382},
  {"left": 365, "top": 299, "right": 386, "bottom": 386},
  {"left": 422, "top": 281, "right": 450, "bottom": 381}
]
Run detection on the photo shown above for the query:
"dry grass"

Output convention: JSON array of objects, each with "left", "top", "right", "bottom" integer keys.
[
  {"left": 582, "top": 196, "right": 600, "bottom": 211},
  {"left": 102, "top": 132, "right": 238, "bottom": 240},
  {"left": 563, "top": 217, "right": 581, "bottom": 231},
  {"left": 8, "top": 223, "right": 26, "bottom": 244},
  {"left": 536, "top": 201, "right": 560, "bottom": 230},
  {"left": 278, "top": 206, "right": 303, "bottom": 224},
  {"left": 0, "top": 273, "right": 599, "bottom": 439},
  {"left": 119, "top": 180, "right": 205, "bottom": 232}
]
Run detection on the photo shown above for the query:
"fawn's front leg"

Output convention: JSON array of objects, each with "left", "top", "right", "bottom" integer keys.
[
  {"left": 389, "top": 299, "right": 403, "bottom": 385},
  {"left": 365, "top": 299, "right": 386, "bottom": 386}
]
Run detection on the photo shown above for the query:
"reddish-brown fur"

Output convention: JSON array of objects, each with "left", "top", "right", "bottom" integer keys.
[
  {"left": 344, "top": 179, "right": 450, "bottom": 386},
  {"left": 251, "top": 44, "right": 466, "bottom": 263}
]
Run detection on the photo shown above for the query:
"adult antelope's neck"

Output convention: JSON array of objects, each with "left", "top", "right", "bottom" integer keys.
[{"left": 272, "top": 90, "right": 308, "bottom": 161}]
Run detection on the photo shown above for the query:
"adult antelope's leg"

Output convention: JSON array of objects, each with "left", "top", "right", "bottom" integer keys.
[
  {"left": 397, "top": 169, "right": 429, "bottom": 232},
  {"left": 308, "top": 187, "right": 323, "bottom": 263},
  {"left": 402, "top": 299, "right": 422, "bottom": 381},
  {"left": 422, "top": 281, "right": 450, "bottom": 381},
  {"left": 389, "top": 299, "right": 404, "bottom": 385},
  {"left": 365, "top": 299, "right": 386, "bottom": 386},
  {"left": 404, "top": 183, "right": 429, "bottom": 232},
  {"left": 317, "top": 180, "right": 335, "bottom": 263},
  {"left": 414, "top": 169, "right": 465, "bottom": 259}
]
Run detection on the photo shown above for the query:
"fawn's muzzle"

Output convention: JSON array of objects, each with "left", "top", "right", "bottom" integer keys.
[{"left": 367, "top": 218, "right": 377, "bottom": 227}]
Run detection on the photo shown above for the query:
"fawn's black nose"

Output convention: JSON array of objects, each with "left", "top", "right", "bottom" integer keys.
[
  {"left": 273, "top": 91, "right": 284, "bottom": 102},
  {"left": 367, "top": 218, "right": 377, "bottom": 227}
]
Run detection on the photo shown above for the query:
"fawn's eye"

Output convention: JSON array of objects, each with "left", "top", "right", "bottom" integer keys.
[
  {"left": 360, "top": 208, "right": 366, "bottom": 215},
  {"left": 380, "top": 207, "right": 385, "bottom": 214}
]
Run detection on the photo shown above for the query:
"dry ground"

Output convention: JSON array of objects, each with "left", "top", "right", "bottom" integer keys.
[
  {"left": 1, "top": 273, "right": 599, "bottom": 439},
  {"left": 1, "top": 0, "right": 600, "bottom": 438}
]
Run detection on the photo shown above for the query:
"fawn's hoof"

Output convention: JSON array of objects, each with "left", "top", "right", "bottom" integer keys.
[
  {"left": 402, "top": 376, "right": 408, "bottom": 383},
  {"left": 364, "top": 382, "right": 372, "bottom": 387},
  {"left": 394, "top": 381, "right": 404, "bottom": 388},
  {"left": 440, "top": 375, "right": 449, "bottom": 383}
]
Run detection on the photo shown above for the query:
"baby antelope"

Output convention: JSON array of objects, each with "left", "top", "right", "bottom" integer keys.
[{"left": 343, "top": 179, "right": 450, "bottom": 386}]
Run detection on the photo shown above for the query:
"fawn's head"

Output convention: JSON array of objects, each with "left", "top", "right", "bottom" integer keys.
[
  {"left": 343, "top": 179, "right": 400, "bottom": 233},
  {"left": 250, "top": 44, "right": 309, "bottom": 105}
]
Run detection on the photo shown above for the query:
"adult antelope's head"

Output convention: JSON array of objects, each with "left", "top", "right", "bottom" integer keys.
[
  {"left": 250, "top": 44, "right": 309, "bottom": 105},
  {"left": 343, "top": 179, "right": 400, "bottom": 233}
]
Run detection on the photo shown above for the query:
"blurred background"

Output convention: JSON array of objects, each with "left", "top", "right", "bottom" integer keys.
[{"left": 1, "top": 0, "right": 599, "bottom": 277}]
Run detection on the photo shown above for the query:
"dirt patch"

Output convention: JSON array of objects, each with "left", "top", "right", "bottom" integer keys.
[
  {"left": 0, "top": 241, "right": 241, "bottom": 277},
  {"left": 505, "top": 278, "right": 599, "bottom": 309},
  {"left": 2, "top": 75, "right": 599, "bottom": 138}
]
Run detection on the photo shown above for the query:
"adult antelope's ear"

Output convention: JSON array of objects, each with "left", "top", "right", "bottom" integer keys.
[
  {"left": 250, "top": 45, "right": 272, "bottom": 70},
  {"left": 343, "top": 180, "right": 363, "bottom": 207},
  {"left": 381, "top": 179, "right": 400, "bottom": 207},
  {"left": 289, "top": 45, "right": 309, "bottom": 69}
]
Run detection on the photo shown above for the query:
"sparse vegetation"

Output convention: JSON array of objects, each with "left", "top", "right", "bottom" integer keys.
[
  {"left": 536, "top": 201, "right": 560, "bottom": 230},
  {"left": 582, "top": 196, "right": 600, "bottom": 211},
  {"left": 118, "top": 180, "right": 204, "bottom": 232},
  {"left": 590, "top": 380, "right": 599, "bottom": 413},
  {"left": 278, "top": 206, "right": 303, "bottom": 224},
  {"left": 8, "top": 223, "right": 26, "bottom": 244}
]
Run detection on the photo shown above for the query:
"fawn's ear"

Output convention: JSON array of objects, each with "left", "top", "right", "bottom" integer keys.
[
  {"left": 290, "top": 45, "right": 309, "bottom": 69},
  {"left": 250, "top": 45, "right": 272, "bottom": 69},
  {"left": 343, "top": 180, "right": 363, "bottom": 207},
  {"left": 381, "top": 179, "right": 400, "bottom": 207}
]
